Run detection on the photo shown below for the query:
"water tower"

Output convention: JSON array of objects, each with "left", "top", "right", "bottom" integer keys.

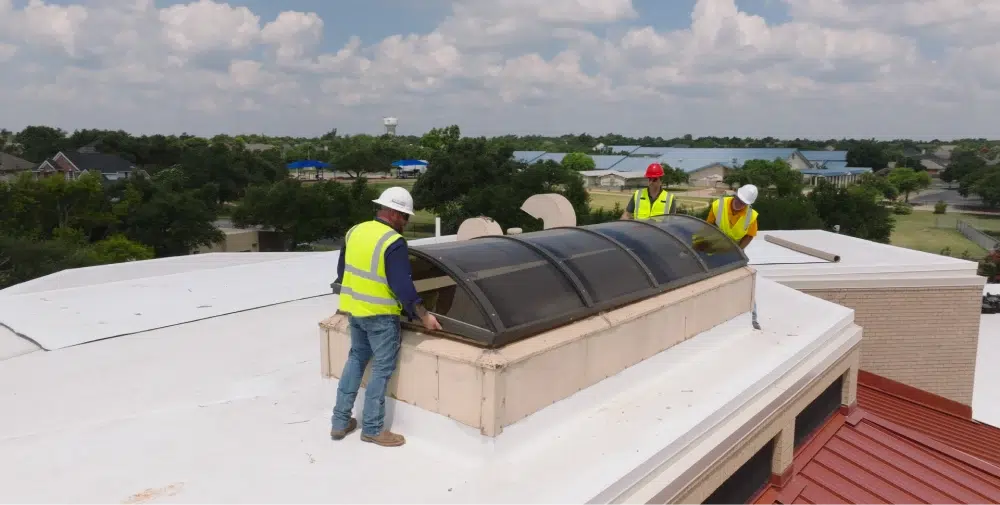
[{"left": 383, "top": 116, "right": 398, "bottom": 136}]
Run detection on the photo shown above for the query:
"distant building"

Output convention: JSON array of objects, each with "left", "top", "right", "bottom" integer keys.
[
  {"left": 243, "top": 143, "right": 276, "bottom": 152},
  {"left": 193, "top": 228, "right": 287, "bottom": 254},
  {"left": 35, "top": 146, "right": 136, "bottom": 181},
  {"left": 0, "top": 152, "right": 37, "bottom": 182}
]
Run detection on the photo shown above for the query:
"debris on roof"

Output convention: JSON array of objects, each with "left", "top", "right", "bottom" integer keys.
[
  {"left": 753, "top": 410, "right": 1000, "bottom": 504},
  {"left": 983, "top": 292, "right": 1000, "bottom": 314}
]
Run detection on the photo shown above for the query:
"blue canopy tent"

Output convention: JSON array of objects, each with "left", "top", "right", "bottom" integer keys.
[
  {"left": 390, "top": 159, "right": 428, "bottom": 167},
  {"left": 287, "top": 160, "right": 331, "bottom": 169},
  {"left": 392, "top": 159, "right": 428, "bottom": 179},
  {"left": 287, "top": 160, "right": 331, "bottom": 180}
]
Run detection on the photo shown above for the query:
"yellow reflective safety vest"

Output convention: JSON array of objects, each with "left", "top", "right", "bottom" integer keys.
[
  {"left": 631, "top": 188, "right": 675, "bottom": 219},
  {"left": 338, "top": 220, "right": 405, "bottom": 317},
  {"left": 712, "top": 196, "right": 758, "bottom": 243}
]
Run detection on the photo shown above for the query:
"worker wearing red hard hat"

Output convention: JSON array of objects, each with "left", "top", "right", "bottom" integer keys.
[
  {"left": 705, "top": 183, "right": 761, "bottom": 329},
  {"left": 621, "top": 162, "right": 676, "bottom": 220}
]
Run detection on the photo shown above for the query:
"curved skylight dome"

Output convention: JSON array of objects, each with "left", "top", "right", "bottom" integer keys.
[{"left": 408, "top": 214, "right": 748, "bottom": 348}]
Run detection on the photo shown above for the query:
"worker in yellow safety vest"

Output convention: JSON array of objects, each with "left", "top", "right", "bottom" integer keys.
[
  {"left": 705, "top": 184, "right": 761, "bottom": 330},
  {"left": 621, "top": 163, "right": 676, "bottom": 220},
  {"left": 330, "top": 186, "right": 441, "bottom": 448}
]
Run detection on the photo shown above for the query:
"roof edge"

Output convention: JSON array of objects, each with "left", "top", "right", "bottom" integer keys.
[{"left": 767, "top": 272, "right": 985, "bottom": 290}]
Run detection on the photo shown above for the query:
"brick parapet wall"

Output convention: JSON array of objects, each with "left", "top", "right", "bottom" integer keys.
[{"left": 801, "top": 286, "right": 981, "bottom": 406}]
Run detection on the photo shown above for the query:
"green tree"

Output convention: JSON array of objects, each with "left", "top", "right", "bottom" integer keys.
[
  {"left": 332, "top": 136, "right": 410, "bottom": 179},
  {"left": 969, "top": 168, "right": 1000, "bottom": 208},
  {"left": 231, "top": 178, "right": 378, "bottom": 250},
  {"left": 662, "top": 163, "right": 690, "bottom": 187},
  {"left": 0, "top": 171, "right": 113, "bottom": 241},
  {"left": 846, "top": 141, "right": 890, "bottom": 170},
  {"left": 856, "top": 172, "right": 898, "bottom": 201},
  {"left": 0, "top": 236, "right": 98, "bottom": 289},
  {"left": 412, "top": 138, "right": 518, "bottom": 212},
  {"left": 13, "top": 125, "right": 68, "bottom": 162},
  {"left": 752, "top": 195, "right": 825, "bottom": 230},
  {"left": 886, "top": 167, "right": 932, "bottom": 202},
  {"left": 561, "top": 152, "right": 596, "bottom": 171},
  {"left": 88, "top": 235, "right": 155, "bottom": 263},
  {"left": 942, "top": 150, "right": 986, "bottom": 189},
  {"left": 420, "top": 125, "right": 461, "bottom": 151},
  {"left": 723, "top": 158, "right": 804, "bottom": 197},
  {"left": 808, "top": 180, "right": 895, "bottom": 242},
  {"left": 412, "top": 138, "right": 592, "bottom": 233},
  {"left": 110, "top": 175, "right": 223, "bottom": 256}
]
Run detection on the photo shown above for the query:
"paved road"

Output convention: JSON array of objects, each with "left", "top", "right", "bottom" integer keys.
[{"left": 909, "top": 187, "right": 984, "bottom": 207}]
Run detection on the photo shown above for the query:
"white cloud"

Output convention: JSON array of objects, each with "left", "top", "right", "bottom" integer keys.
[
  {"left": 261, "top": 11, "right": 324, "bottom": 66},
  {"left": 0, "top": 0, "right": 88, "bottom": 57},
  {"left": 0, "top": 0, "right": 998, "bottom": 138},
  {"left": 436, "top": 0, "right": 637, "bottom": 49},
  {"left": 159, "top": 0, "right": 260, "bottom": 54}
]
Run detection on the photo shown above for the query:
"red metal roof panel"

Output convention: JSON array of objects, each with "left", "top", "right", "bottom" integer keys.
[
  {"left": 753, "top": 410, "right": 1000, "bottom": 504},
  {"left": 857, "top": 382, "right": 1000, "bottom": 466}
]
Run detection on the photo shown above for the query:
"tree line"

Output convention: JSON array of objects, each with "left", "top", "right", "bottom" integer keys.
[{"left": 1, "top": 123, "right": 995, "bottom": 289}]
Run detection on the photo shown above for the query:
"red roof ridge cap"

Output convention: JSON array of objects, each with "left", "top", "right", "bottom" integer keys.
[{"left": 864, "top": 412, "right": 1000, "bottom": 478}]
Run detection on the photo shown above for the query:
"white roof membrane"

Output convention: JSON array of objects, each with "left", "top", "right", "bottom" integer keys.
[
  {"left": 0, "top": 236, "right": 456, "bottom": 351},
  {"left": 0, "top": 279, "right": 857, "bottom": 503},
  {"left": 975, "top": 284, "right": 1000, "bottom": 428},
  {"left": 748, "top": 230, "right": 981, "bottom": 286}
]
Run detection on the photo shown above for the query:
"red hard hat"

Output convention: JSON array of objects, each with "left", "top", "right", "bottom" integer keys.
[{"left": 645, "top": 163, "right": 664, "bottom": 178}]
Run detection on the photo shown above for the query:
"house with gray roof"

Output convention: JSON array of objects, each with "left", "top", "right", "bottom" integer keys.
[
  {"left": 0, "top": 153, "right": 37, "bottom": 182},
  {"left": 35, "top": 146, "right": 136, "bottom": 182}
]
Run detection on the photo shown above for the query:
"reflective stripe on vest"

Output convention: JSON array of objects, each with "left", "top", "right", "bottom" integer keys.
[
  {"left": 338, "top": 220, "right": 404, "bottom": 317},
  {"left": 713, "top": 196, "right": 758, "bottom": 242},
  {"left": 632, "top": 189, "right": 674, "bottom": 219}
]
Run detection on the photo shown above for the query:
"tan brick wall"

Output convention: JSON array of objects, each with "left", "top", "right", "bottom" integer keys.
[{"left": 801, "top": 286, "right": 980, "bottom": 406}]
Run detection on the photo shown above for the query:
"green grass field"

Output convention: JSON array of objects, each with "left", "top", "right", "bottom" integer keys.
[
  {"left": 587, "top": 189, "right": 712, "bottom": 214},
  {"left": 890, "top": 210, "right": 989, "bottom": 257}
]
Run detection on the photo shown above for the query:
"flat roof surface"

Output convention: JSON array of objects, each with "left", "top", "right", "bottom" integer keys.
[
  {"left": 747, "top": 230, "right": 976, "bottom": 275},
  {"left": 753, "top": 409, "right": 1000, "bottom": 504},
  {"left": 975, "top": 284, "right": 1000, "bottom": 428},
  {"left": 0, "top": 277, "right": 854, "bottom": 502},
  {"left": 0, "top": 237, "right": 454, "bottom": 351}
]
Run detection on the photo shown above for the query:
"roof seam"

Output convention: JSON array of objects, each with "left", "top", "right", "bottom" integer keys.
[{"left": 864, "top": 413, "right": 1000, "bottom": 479}]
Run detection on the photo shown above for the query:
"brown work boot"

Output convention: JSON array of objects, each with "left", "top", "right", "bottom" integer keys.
[
  {"left": 330, "top": 418, "right": 358, "bottom": 440},
  {"left": 361, "top": 430, "right": 406, "bottom": 447}
]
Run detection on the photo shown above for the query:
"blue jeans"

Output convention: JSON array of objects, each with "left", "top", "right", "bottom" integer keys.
[
  {"left": 331, "top": 315, "right": 401, "bottom": 437},
  {"left": 752, "top": 301, "right": 758, "bottom": 322}
]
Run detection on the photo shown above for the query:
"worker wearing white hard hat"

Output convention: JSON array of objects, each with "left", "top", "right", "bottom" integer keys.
[
  {"left": 707, "top": 184, "right": 759, "bottom": 248},
  {"left": 330, "top": 186, "right": 441, "bottom": 448},
  {"left": 705, "top": 184, "right": 761, "bottom": 329}
]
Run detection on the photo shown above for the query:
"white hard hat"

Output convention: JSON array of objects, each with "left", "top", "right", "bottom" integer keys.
[
  {"left": 372, "top": 186, "right": 415, "bottom": 215},
  {"left": 736, "top": 184, "right": 758, "bottom": 205}
]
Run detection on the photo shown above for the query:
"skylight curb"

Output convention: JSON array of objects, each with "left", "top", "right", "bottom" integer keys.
[{"left": 320, "top": 267, "right": 754, "bottom": 436}]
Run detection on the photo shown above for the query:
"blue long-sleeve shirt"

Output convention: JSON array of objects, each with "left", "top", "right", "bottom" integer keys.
[{"left": 335, "top": 219, "right": 424, "bottom": 320}]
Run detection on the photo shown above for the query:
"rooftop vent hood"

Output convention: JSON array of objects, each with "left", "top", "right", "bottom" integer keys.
[{"left": 408, "top": 214, "right": 749, "bottom": 348}]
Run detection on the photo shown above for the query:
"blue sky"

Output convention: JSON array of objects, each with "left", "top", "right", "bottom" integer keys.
[{"left": 0, "top": 0, "right": 997, "bottom": 139}]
